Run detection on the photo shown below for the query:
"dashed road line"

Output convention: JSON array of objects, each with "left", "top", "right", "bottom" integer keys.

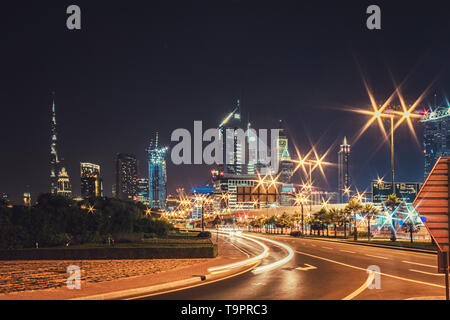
[
  {"left": 408, "top": 269, "right": 444, "bottom": 276},
  {"left": 365, "top": 254, "right": 389, "bottom": 260},
  {"left": 294, "top": 250, "right": 444, "bottom": 289},
  {"left": 402, "top": 261, "right": 435, "bottom": 268},
  {"left": 340, "top": 250, "right": 356, "bottom": 254}
]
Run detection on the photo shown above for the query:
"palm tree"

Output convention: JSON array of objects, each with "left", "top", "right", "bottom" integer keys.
[
  {"left": 267, "top": 215, "right": 278, "bottom": 234},
  {"left": 384, "top": 194, "right": 403, "bottom": 241},
  {"left": 277, "top": 212, "right": 293, "bottom": 234},
  {"left": 328, "top": 208, "right": 341, "bottom": 238},
  {"left": 345, "top": 198, "right": 363, "bottom": 241},
  {"left": 362, "top": 203, "right": 379, "bottom": 241},
  {"left": 340, "top": 207, "right": 352, "bottom": 238},
  {"left": 401, "top": 220, "right": 420, "bottom": 243}
]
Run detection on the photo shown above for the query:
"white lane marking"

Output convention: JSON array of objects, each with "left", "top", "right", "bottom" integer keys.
[
  {"left": 282, "top": 236, "right": 437, "bottom": 258},
  {"left": 322, "top": 246, "right": 333, "bottom": 250},
  {"left": 296, "top": 264, "right": 317, "bottom": 271},
  {"left": 365, "top": 254, "right": 389, "bottom": 260},
  {"left": 342, "top": 270, "right": 376, "bottom": 300},
  {"left": 402, "top": 261, "right": 435, "bottom": 268},
  {"left": 294, "top": 250, "right": 445, "bottom": 289},
  {"left": 340, "top": 250, "right": 356, "bottom": 254},
  {"left": 409, "top": 269, "right": 445, "bottom": 276},
  {"left": 311, "top": 244, "right": 317, "bottom": 247},
  {"left": 245, "top": 234, "right": 295, "bottom": 274}
]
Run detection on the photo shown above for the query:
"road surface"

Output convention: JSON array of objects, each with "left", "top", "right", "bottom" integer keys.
[{"left": 135, "top": 233, "right": 445, "bottom": 300}]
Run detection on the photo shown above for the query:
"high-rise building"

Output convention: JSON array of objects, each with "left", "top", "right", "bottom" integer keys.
[
  {"left": 277, "top": 121, "right": 294, "bottom": 206},
  {"left": 23, "top": 192, "right": 31, "bottom": 207},
  {"left": 49, "top": 93, "right": 72, "bottom": 197},
  {"left": 247, "top": 122, "right": 258, "bottom": 175},
  {"left": 136, "top": 178, "right": 150, "bottom": 205},
  {"left": 277, "top": 120, "right": 293, "bottom": 184},
  {"left": 80, "top": 162, "right": 103, "bottom": 199},
  {"left": 115, "top": 153, "right": 138, "bottom": 201},
  {"left": 57, "top": 167, "right": 72, "bottom": 197},
  {"left": 1, "top": 193, "right": 9, "bottom": 204},
  {"left": 220, "top": 99, "right": 244, "bottom": 175},
  {"left": 147, "top": 133, "right": 168, "bottom": 209},
  {"left": 422, "top": 107, "right": 450, "bottom": 178},
  {"left": 338, "top": 136, "right": 351, "bottom": 203}
]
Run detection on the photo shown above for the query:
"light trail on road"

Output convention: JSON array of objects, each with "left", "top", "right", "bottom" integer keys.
[
  {"left": 207, "top": 231, "right": 269, "bottom": 273},
  {"left": 243, "top": 233, "right": 295, "bottom": 274},
  {"left": 207, "top": 231, "right": 295, "bottom": 275}
]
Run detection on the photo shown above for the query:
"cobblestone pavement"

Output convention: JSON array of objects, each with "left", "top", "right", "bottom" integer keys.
[{"left": 0, "top": 259, "right": 207, "bottom": 294}]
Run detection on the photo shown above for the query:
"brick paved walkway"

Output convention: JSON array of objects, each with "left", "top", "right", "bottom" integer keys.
[{"left": 0, "top": 234, "right": 248, "bottom": 299}]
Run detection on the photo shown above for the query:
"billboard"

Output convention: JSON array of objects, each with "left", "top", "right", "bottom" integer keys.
[
  {"left": 236, "top": 185, "right": 278, "bottom": 203},
  {"left": 372, "top": 182, "right": 423, "bottom": 203}
]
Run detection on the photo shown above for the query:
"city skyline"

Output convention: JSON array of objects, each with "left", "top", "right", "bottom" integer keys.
[{"left": 1, "top": 1, "right": 449, "bottom": 203}]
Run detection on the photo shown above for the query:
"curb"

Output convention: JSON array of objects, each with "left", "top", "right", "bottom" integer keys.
[
  {"left": 293, "top": 236, "right": 437, "bottom": 254},
  {"left": 245, "top": 232, "right": 437, "bottom": 255},
  {"left": 71, "top": 263, "right": 257, "bottom": 300}
]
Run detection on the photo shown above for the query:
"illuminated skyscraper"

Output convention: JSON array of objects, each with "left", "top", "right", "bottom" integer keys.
[
  {"left": 220, "top": 99, "right": 243, "bottom": 175},
  {"left": 49, "top": 93, "right": 72, "bottom": 197},
  {"left": 277, "top": 120, "right": 293, "bottom": 184},
  {"left": 147, "top": 133, "right": 168, "bottom": 209},
  {"left": 23, "top": 192, "right": 31, "bottom": 207},
  {"left": 0, "top": 193, "right": 8, "bottom": 204},
  {"left": 338, "top": 137, "right": 351, "bottom": 203},
  {"left": 136, "top": 178, "right": 150, "bottom": 205},
  {"left": 80, "top": 162, "right": 103, "bottom": 199},
  {"left": 422, "top": 107, "right": 450, "bottom": 179},
  {"left": 115, "top": 153, "right": 138, "bottom": 201}
]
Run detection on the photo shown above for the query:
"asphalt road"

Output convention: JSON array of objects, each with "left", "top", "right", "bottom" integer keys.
[{"left": 138, "top": 233, "right": 446, "bottom": 300}]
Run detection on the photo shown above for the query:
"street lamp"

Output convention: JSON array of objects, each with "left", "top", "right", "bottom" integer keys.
[{"left": 294, "top": 193, "right": 308, "bottom": 234}]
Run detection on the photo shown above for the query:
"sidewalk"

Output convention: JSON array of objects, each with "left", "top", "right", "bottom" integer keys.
[{"left": 0, "top": 237, "right": 247, "bottom": 300}]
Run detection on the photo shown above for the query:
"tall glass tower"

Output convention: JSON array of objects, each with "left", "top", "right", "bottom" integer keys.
[
  {"left": 115, "top": 153, "right": 138, "bottom": 201},
  {"left": 147, "top": 133, "right": 169, "bottom": 209},
  {"left": 338, "top": 137, "right": 351, "bottom": 203},
  {"left": 49, "top": 93, "right": 72, "bottom": 197},
  {"left": 80, "top": 162, "right": 103, "bottom": 198},
  {"left": 422, "top": 106, "right": 450, "bottom": 178}
]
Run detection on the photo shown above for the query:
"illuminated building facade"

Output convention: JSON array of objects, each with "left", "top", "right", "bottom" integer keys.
[
  {"left": 338, "top": 137, "right": 351, "bottom": 203},
  {"left": 0, "top": 193, "right": 9, "bottom": 204},
  {"left": 115, "top": 153, "right": 138, "bottom": 201},
  {"left": 23, "top": 192, "right": 31, "bottom": 207},
  {"left": 57, "top": 167, "right": 72, "bottom": 197},
  {"left": 220, "top": 99, "right": 244, "bottom": 175},
  {"left": 49, "top": 93, "right": 72, "bottom": 197},
  {"left": 147, "top": 133, "right": 168, "bottom": 209},
  {"left": 277, "top": 121, "right": 294, "bottom": 205},
  {"left": 212, "top": 172, "right": 276, "bottom": 211},
  {"left": 136, "top": 178, "right": 150, "bottom": 205},
  {"left": 422, "top": 107, "right": 450, "bottom": 178},
  {"left": 80, "top": 162, "right": 103, "bottom": 199}
]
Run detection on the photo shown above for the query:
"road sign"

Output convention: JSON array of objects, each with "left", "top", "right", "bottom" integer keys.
[
  {"left": 372, "top": 182, "right": 422, "bottom": 203},
  {"left": 413, "top": 156, "right": 450, "bottom": 300},
  {"left": 413, "top": 157, "right": 450, "bottom": 254}
]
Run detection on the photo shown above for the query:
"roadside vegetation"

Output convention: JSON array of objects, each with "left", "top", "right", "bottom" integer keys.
[
  {"left": 240, "top": 194, "right": 436, "bottom": 251},
  {"left": 0, "top": 194, "right": 206, "bottom": 250}
]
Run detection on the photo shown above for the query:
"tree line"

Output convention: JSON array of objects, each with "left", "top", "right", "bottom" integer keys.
[
  {"left": 246, "top": 194, "right": 421, "bottom": 242},
  {"left": 0, "top": 194, "right": 173, "bottom": 249}
]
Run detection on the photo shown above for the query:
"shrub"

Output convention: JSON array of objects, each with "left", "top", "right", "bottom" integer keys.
[
  {"left": 197, "top": 231, "right": 211, "bottom": 238},
  {"left": 290, "top": 231, "right": 303, "bottom": 237},
  {"left": 113, "top": 233, "right": 143, "bottom": 243}
]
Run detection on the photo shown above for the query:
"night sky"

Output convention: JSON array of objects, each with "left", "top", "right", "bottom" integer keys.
[{"left": 1, "top": 0, "right": 450, "bottom": 203}]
